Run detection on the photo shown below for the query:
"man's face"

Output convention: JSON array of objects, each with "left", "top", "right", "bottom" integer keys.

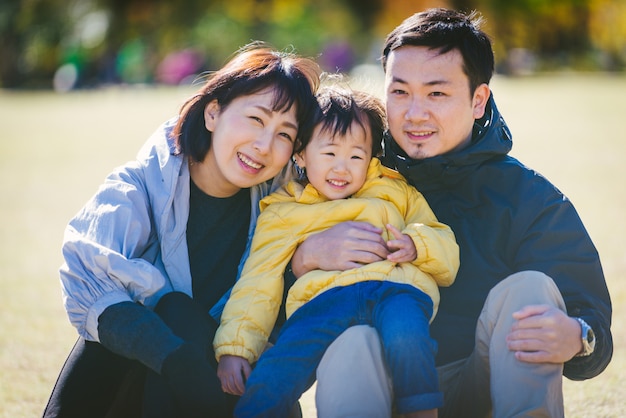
[{"left": 384, "top": 46, "right": 489, "bottom": 160}]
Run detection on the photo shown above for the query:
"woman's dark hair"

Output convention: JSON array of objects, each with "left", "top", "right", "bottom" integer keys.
[
  {"left": 173, "top": 42, "right": 321, "bottom": 162},
  {"left": 301, "top": 85, "right": 385, "bottom": 157},
  {"left": 381, "top": 8, "right": 494, "bottom": 95}
]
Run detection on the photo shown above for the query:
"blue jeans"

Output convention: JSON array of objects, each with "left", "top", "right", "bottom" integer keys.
[{"left": 235, "top": 281, "right": 442, "bottom": 417}]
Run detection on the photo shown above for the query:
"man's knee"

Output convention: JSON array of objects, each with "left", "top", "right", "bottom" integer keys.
[{"left": 486, "top": 271, "right": 565, "bottom": 313}]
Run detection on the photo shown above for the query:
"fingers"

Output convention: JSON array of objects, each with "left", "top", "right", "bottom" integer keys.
[
  {"left": 302, "top": 222, "right": 389, "bottom": 271},
  {"left": 507, "top": 307, "right": 582, "bottom": 363},
  {"left": 220, "top": 371, "right": 245, "bottom": 396},
  {"left": 385, "top": 224, "right": 416, "bottom": 263},
  {"left": 512, "top": 304, "right": 551, "bottom": 320},
  {"left": 514, "top": 350, "right": 554, "bottom": 363},
  {"left": 217, "top": 355, "right": 250, "bottom": 396},
  {"left": 386, "top": 224, "right": 403, "bottom": 239}
]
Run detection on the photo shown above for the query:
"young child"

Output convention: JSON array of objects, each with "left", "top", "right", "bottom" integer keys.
[{"left": 214, "top": 86, "right": 459, "bottom": 418}]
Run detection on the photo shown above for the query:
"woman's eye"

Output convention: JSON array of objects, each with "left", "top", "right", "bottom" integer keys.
[
  {"left": 279, "top": 132, "right": 294, "bottom": 142},
  {"left": 250, "top": 116, "right": 263, "bottom": 124}
]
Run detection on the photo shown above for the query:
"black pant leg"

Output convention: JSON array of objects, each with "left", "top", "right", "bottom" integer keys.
[
  {"left": 43, "top": 337, "right": 140, "bottom": 418},
  {"left": 142, "top": 292, "right": 237, "bottom": 417}
]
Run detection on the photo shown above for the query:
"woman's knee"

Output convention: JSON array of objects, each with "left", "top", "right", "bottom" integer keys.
[
  {"left": 154, "top": 291, "right": 218, "bottom": 347},
  {"left": 154, "top": 291, "right": 193, "bottom": 316}
]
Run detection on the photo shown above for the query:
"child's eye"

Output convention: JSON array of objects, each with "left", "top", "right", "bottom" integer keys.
[
  {"left": 323, "top": 152, "right": 335, "bottom": 157},
  {"left": 351, "top": 155, "right": 364, "bottom": 160}
]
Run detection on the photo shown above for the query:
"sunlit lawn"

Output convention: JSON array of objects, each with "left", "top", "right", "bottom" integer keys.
[{"left": 1, "top": 73, "right": 624, "bottom": 417}]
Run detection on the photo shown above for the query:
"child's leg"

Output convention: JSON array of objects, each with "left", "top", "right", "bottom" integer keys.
[
  {"left": 371, "top": 283, "right": 442, "bottom": 415},
  {"left": 235, "top": 286, "right": 360, "bottom": 418}
]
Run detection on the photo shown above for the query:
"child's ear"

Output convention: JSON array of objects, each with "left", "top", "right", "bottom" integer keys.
[
  {"left": 204, "top": 100, "right": 220, "bottom": 132},
  {"left": 293, "top": 152, "right": 306, "bottom": 169},
  {"left": 293, "top": 151, "right": 306, "bottom": 168}
]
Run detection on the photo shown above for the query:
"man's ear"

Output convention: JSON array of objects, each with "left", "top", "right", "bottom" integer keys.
[
  {"left": 472, "top": 83, "right": 491, "bottom": 119},
  {"left": 204, "top": 100, "right": 220, "bottom": 132}
]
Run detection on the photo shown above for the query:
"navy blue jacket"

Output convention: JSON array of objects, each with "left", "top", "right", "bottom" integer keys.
[{"left": 381, "top": 94, "right": 612, "bottom": 380}]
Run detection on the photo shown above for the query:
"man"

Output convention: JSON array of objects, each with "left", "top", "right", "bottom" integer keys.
[{"left": 287, "top": 8, "right": 612, "bottom": 417}]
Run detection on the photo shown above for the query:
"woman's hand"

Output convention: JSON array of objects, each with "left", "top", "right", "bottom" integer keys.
[
  {"left": 291, "top": 221, "right": 389, "bottom": 277},
  {"left": 217, "top": 355, "right": 251, "bottom": 396}
]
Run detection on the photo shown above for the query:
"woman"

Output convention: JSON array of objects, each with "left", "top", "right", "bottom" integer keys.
[{"left": 43, "top": 43, "right": 320, "bottom": 418}]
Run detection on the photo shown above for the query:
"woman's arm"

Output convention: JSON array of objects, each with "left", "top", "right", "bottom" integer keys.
[{"left": 61, "top": 163, "right": 172, "bottom": 342}]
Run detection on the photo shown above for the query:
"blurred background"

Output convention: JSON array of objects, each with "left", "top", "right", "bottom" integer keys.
[
  {"left": 1, "top": 1, "right": 626, "bottom": 416},
  {"left": 1, "top": 0, "right": 626, "bottom": 91}
]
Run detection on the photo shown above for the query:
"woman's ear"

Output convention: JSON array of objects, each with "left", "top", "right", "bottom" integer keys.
[
  {"left": 472, "top": 83, "right": 491, "bottom": 119},
  {"left": 204, "top": 100, "right": 220, "bottom": 132}
]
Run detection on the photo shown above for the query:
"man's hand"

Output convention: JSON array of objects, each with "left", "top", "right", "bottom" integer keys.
[
  {"left": 385, "top": 224, "right": 417, "bottom": 263},
  {"left": 291, "top": 221, "right": 389, "bottom": 277},
  {"left": 506, "top": 305, "right": 583, "bottom": 363},
  {"left": 217, "top": 355, "right": 251, "bottom": 396}
]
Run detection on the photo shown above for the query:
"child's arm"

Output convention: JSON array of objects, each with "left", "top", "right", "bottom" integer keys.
[
  {"left": 386, "top": 224, "right": 417, "bottom": 263},
  {"left": 214, "top": 205, "right": 299, "bottom": 363},
  {"left": 401, "top": 184, "right": 460, "bottom": 287},
  {"left": 217, "top": 355, "right": 251, "bottom": 396}
]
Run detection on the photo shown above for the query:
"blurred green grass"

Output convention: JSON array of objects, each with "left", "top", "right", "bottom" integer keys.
[{"left": 1, "top": 74, "right": 624, "bottom": 417}]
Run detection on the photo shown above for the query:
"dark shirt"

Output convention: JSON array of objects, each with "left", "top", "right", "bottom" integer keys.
[{"left": 187, "top": 179, "right": 250, "bottom": 311}]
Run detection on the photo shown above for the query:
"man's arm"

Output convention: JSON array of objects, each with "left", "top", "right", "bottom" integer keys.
[
  {"left": 290, "top": 221, "right": 389, "bottom": 277},
  {"left": 508, "top": 178, "right": 612, "bottom": 380}
]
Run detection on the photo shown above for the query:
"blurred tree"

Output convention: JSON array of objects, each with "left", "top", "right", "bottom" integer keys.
[
  {"left": 1, "top": 0, "right": 624, "bottom": 88},
  {"left": 451, "top": 0, "right": 626, "bottom": 72},
  {"left": 1, "top": 0, "right": 68, "bottom": 88},
  {"left": 588, "top": 0, "right": 626, "bottom": 70}
]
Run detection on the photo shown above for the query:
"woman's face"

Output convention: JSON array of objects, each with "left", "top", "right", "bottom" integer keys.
[{"left": 196, "top": 87, "right": 298, "bottom": 197}]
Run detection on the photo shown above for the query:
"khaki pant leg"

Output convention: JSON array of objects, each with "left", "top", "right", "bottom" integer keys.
[
  {"left": 441, "top": 271, "right": 566, "bottom": 418},
  {"left": 316, "top": 325, "right": 393, "bottom": 418}
]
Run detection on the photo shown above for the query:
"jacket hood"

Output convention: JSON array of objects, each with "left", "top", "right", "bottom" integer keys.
[{"left": 381, "top": 93, "right": 513, "bottom": 192}]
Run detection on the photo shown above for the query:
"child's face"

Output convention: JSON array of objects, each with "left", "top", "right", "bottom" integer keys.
[{"left": 295, "top": 121, "right": 372, "bottom": 200}]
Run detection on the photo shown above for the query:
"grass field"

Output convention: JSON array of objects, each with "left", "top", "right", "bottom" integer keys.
[{"left": 1, "top": 73, "right": 624, "bottom": 417}]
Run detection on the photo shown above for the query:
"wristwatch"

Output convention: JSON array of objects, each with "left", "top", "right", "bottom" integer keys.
[{"left": 574, "top": 317, "right": 596, "bottom": 357}]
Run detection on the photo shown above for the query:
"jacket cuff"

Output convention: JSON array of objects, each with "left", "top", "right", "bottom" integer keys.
[{"left": 86, "top": 290, "right": 133, "bottom": 341}]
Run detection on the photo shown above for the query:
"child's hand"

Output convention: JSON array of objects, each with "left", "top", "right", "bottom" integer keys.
[
  {"left": 385, "top": 224, "right": 417, "bottom": 263},
  {"left": 217, "top": 355, "right": 251, "bottom": 396}
]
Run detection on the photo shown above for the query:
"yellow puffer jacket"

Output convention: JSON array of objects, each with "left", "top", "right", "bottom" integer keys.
[{"left": 214, "top": 158, "right": 459, "bottom": 363}]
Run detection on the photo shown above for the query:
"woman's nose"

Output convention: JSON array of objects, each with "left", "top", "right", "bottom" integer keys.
[{"left": 253, "top": 131, "right": 272, "bottom": 154}]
